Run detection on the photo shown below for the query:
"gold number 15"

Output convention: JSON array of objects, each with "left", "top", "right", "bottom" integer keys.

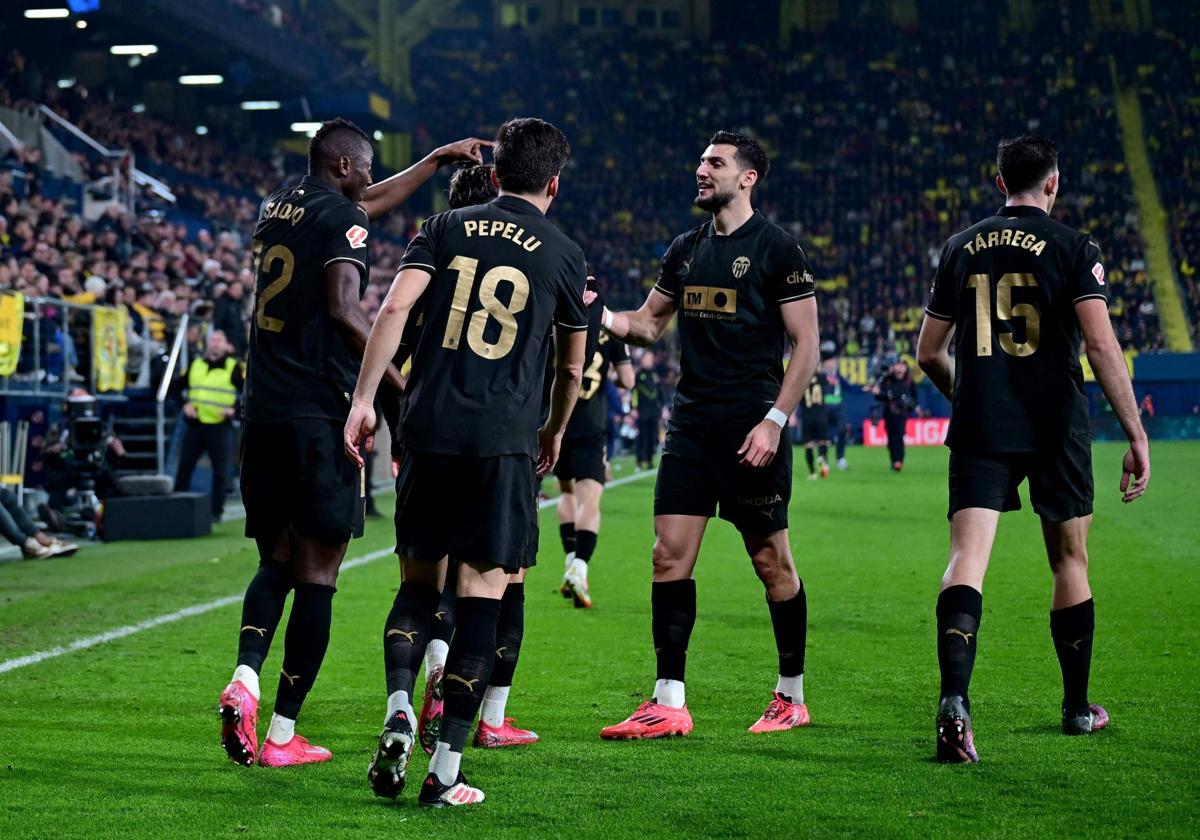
[{"left": 966, "top": 272, "right": 1041, "bottom": 357}]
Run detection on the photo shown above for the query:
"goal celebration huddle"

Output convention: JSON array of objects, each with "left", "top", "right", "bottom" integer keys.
[{"left": 215, "top": 118, "right": 1149, "bottom": 806}]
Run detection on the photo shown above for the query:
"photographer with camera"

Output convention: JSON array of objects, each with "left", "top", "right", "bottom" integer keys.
[
  {"left": 40, "top": 390, "right": 125, "bottom": 540},
  {"left": 869, "top": 357, "right": 918, "bottom": 472}
]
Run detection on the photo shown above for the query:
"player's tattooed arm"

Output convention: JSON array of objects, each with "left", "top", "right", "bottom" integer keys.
[
  {"left": 344, "top": 266, "right": 432, "bottom": 466},
  {"left": 739, "top": 297, "right": 819, "bottom": 467},
  {"left": 600, "top": 289, "right": 676, "bottom": 347},
  {"left": 917, "top": 315, "right": 955, "bottom": 400},
  {"left": 1077, "top": 298, "right": 1150, "bottom": 502},
  {"left": 359, "top": 138, "right": 492, "bottom": 221}
]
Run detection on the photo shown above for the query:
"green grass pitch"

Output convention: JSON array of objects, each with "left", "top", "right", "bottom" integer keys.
[{"left": 0, "top": 442, "right": 1196, "bottom": 838}]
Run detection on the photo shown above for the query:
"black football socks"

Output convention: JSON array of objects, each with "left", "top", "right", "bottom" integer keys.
[
  {"left": 767, "top": 583, "right": 808, "bottom": 681},
  {"left": 1050, "top": 598, "right": 1095, "bottom": 714},
  {"left": 936, "top": 585, "right": 983, "bottom": 711},
  {"left": 559, "top": 522, "right": 576, "bottom": 556},
  {"left": 651, "top": 579, "right": 697, "bottom": 683},
  {"left": 384, "top": 581, "right": 440, "bottom": 698},
  {"left": 805, "top": 448, "right": 815, "bottom": 475},
  {"left": 441, "top": 597, "right": 503, "bottom": 750},
  {"left": 236, "top": 559, "right": 294, "bottom": 673},
  {"left": 575, "top": 530, "right": 598, "bottom": 564},
  {"left": 490, "top": 583, "right": 525, "bottom": 689},
  {"left": 274, "top": 582, "right": 335, "bottom": 720}
]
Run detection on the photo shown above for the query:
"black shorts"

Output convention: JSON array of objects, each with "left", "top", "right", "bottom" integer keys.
[
  {"left": 241, "top": 418, "right": 365, "bottom": 545},
  {"left": 802, "top": 409, "right": 829, "bottom": 444},
  {"left": 825, "top": 408, "right": 844, "bottom": 438},
  {"left": 655, "top": 424, "right": 792, "bottom": 535},
  {"left": 553, "top": 432, "right": 607, "bottom": 484},
  {"left": 394, "top": 451, "right": 538, "bottom": 572},
  {"left": 948, "top": 438, "right": 1094, "bottom": 523}
]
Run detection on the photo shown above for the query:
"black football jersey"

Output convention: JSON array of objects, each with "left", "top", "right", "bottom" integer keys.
[
  {"left": 396, "top": 195, "right": 589, "bottom": 457},
  {"left": 802, "top": 373, "right": 826, "bottom": 408},
  {"left": 244, "top": 175, "right": 369, "bottom": 422},
  {"left": 566, "top": 292, "right": 630, "bottom": 439},
  {"left": 926, "top": 205, "right": 1108, "bottom": 453},
  {"left": 654, "top": 211, "right": 816, "bottom": 430}
]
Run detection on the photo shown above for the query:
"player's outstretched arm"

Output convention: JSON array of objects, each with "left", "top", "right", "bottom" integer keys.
[
  {"left": 359, "top": 138, "right": 492, "bottom": 221},
  {"left": 916, "top": 315, "right": 955, "bottom": 400},
  {"left": 537, "top": 328, "right": 588, "bottom": 476},
  {"left": 600, "top": 290, "right": 676, "bottom": 347},
  {"left": 739, "top": 296, "right": 819, "bottom": 467},
  {"left": 1076, "top": 298, "right": 1150, "bottom": 502},
  {"left": 343, "top": 267, "right": 432, "bottom": 466},
  {"left": 614, "top": 360, "right": 635, "bottom": 390}
]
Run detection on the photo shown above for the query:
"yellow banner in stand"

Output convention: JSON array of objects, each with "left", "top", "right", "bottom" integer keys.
[
  {"left": 0, "top": 291, "right": 23, "bottom": 377},
  {"left": 91, "top": 306, "right": 128, "bottom": 392}
]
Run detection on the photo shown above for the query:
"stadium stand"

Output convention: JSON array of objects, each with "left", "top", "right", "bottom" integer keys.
[
  {"left": 411, "top": 13, "right": 1165, "bottom": 354},
  {"left": 1135, "top": 25, "right": 1200, "bottom": 346}
]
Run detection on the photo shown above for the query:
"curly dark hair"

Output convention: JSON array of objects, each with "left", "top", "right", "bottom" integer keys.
[{"left": 448, "top": 164, "right": 499, "bottom": 209}]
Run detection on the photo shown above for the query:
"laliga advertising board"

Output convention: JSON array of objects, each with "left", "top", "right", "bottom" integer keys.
[{"left": 862, "top": 418, "right": 950, "bottom": 447}]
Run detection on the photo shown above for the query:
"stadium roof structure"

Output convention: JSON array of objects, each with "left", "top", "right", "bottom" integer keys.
[{"left": 4, "top": 0, "right": 415, "bottom": 150}]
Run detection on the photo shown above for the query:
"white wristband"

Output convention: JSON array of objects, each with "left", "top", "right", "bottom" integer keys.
[
  {"left": 601, "top": 307, "right": 614, "bottom": 331},
  {"left": 764, "top": 407, "right": 788, "bottom": 428}
]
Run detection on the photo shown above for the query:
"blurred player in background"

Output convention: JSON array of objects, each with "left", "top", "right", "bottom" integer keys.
[
  {"left": 917, "top": 134, "right": 1151, "bottom": 764},
  {"left": 345, "top": 118, "right": 587, "bottom": 806},
  {"left": 217, "top": 118, "right": 487, "bottom": 769},
  {"left": 555, "top": 268, "right": 633, "bottom": 607},
  {"left": 597, "top": 131, "right": 820, "bottom": 739},
  {"left": 800, "top": 371, "right": 830, "bottom": 480},
  {"left": 633, "top": 350, "right": 664, "bottom": 470},
  {"left": 818, "top": 347, "right": 850, "bottom": 470}
]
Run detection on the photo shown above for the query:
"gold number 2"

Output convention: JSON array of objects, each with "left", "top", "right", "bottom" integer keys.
[
  {"left": 254, "top": 243, "right": 295, "bottom": 333},
  {"left": 967, "top": 272, "right": 1040, "bottom": 357},
  {"left": 442, "top": 256, "right": 530, "bottom": 360}
]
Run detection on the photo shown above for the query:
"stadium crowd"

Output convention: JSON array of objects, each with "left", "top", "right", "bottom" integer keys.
[
  {"left": 0, "top": 8, "right": 1182, "bottom": 403},
  {"left": 1135, "top": 24, "right": 1200, "bottom": 345},
  {"left": 411, "top": 15, "right": 1165, "bottom": 354}
]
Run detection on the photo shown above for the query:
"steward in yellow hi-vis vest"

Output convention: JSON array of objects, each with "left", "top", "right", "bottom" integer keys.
[{"left": 174, "top": 330, "right": 244, "bottom": 520}]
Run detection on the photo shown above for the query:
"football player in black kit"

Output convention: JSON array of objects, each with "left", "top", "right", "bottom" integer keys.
[
  {"left": 917, "top": 135, "right": 1150, "bottom": 763},
  {"left": 800, "top": 371, "right": 831, "bottom": 480},
  {"left": 393, "top": 165, "right": 544, "bottom": 754},
  {"left": 597, "top": 131, "right": 821, "bottom": 739},
  {"left": 344, "top": 118, "right": 588, "bottom": 806},
  {"left": 217, "top": 118, "right": 489, "bottom": 769},
  {"left": 556, "top": 269, "right": 634, "bottom": 608}
]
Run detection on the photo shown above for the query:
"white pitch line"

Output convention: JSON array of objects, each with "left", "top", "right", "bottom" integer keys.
[{"left": 0, "top": 468, "right": 655, "bottom": 677}]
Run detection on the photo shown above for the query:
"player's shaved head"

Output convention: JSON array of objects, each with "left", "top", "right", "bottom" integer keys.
[
  {"left": 493, "top": 118, "right": 571, "bottom": 195},
  {"left": 448, "top": 164, "right": 499, "bottom": 209},
  {"left": 308, "top": 118, "right": 372, "bottom": 173},
  {"left": 997, "top": 134, "right": 1058, "bottom": 196}
]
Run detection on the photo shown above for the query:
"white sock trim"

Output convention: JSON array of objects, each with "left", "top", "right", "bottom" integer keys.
[
  {"left": 385, "top": 690, "right": 414, "bottom": 726},
  {"left": 653, "top": 679, "right": 686, "bottom": 708},
  {"left": 480, "top": 685, "right": 511, "bottom": 728},
  {"left": 776, "top": 674, "right": 804, "bottom": 704},
  {"left": 266, "top": 713, "right": 295, "bottom": 745},
  {"left": 429, "top": 742, "right": 462, "bottom": 786},
  {"left": 231, "top": 664, "right": 260, "bottom": 700},
  {"left": 425, "top": 640, "right": 449, "bottom": 674}
]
